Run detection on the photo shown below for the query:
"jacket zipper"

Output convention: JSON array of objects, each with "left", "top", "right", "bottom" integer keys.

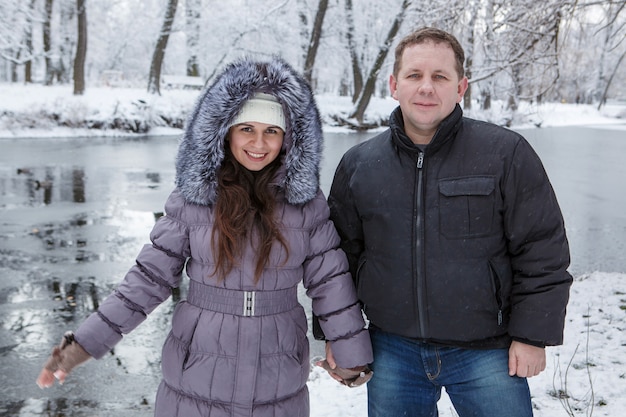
[{"left": 415, "top": 151, "right": 427, "bottom": 338}]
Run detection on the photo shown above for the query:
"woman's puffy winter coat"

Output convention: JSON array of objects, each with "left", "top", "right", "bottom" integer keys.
[{"left": 73, "top": 58, "right": 372, "bottom": 417}]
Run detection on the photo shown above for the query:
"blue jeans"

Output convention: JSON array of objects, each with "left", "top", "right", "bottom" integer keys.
[{"left": 368, "top": 329, "right": 533, "bottom": 417}]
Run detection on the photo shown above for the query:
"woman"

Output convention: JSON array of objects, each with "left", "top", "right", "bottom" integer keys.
[{"left": 36, "top": 58, "right": 373, "bottom": 417}]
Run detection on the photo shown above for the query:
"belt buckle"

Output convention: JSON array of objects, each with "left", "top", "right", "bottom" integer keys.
[{"left": 243, "top": 291, "right": 256, "bottom": 316}]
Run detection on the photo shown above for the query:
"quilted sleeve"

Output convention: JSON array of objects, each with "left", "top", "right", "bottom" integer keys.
[
  {"left": 74, "top": 190, "right": 191, "bottom": 358},
  {"left": 302, "top": 190, "right": 372, "bottom": 369}
]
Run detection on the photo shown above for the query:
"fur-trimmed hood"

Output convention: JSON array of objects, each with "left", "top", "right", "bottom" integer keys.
[{"left": 175, "top": 57, "right": 323, "bottom": 206}]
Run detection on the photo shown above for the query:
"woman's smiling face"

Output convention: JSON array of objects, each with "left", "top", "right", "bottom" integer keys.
[{"left": 228, "top": 122, "right": 284, "bottom": 171}]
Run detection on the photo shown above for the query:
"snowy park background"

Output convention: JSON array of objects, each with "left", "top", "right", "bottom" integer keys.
[
  {"left": 1, "top": 81, "right": 625, "bottom": 417},
  {"left": 2, "top": 0, "right": 626, "bottom": 416}
]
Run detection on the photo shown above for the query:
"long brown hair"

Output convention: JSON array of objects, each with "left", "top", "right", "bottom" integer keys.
[{"left": 211, "top": 147, "right": 289, "bottom": 282}]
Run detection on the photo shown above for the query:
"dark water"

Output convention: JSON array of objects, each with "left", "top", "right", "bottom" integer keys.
[
  {"left": 518, "top": 125, "right": 626, "bottom": 275},
  {"left": 0, "top": 125, "right": 624, "bottom": 416}
]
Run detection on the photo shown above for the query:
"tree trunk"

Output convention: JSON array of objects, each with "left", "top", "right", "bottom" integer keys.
[
  {"left": 25, "top": 26, "right": 33, "bottom": 83},
  {"left": 24, "top": 0, "right": 37, "bottom": 83},
  {"left": 43, "top": 0, "right": 54, "bottom": 85},
  {"left": 594, "top": 1, "right": 624, "bottom": 107},
  {"left": 73, "top": 0, "right": 87, "bottom": 95},
  {"left": 463, "top": 0, "right": 480, "bottom": 110},
  {"left": 598, "top": 49, "right": 626, "bottom": 110},
  {"left": 10, "top": 60, "right": 18, "bottom": 82},
  {"left": 297, "top": 0, "right": 309, "bottom": 63},
  {"left": 60, "top": 1, "right": 76, "bottom": 84},
  {"left": 350, "top": 0, "right": 410, "bottom": 123},
  {"left": 303, "top": 0, "right": 328, "bottom": 86},
  {"left": 148, "top": 0, "right": 179, "bottom": 95},
  {"left": 507, "top": 66, "right": 520, "bottom": 111},
  {"left": 344, "top": 0, "right": 363, "bottom": 103},
  {"left": 185, "top": 0, "right": 201, "bottom": 77},
  {"left": 481, "top": 0, "right": 494, "bottom": 111}
]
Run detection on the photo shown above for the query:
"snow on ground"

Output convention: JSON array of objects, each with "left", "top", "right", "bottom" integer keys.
[
  {"left": 310, "top": 271, "right": 626, "bottom": 417},
  {"left": 1, "top": 83, "right": 625, "bottom": 416}
]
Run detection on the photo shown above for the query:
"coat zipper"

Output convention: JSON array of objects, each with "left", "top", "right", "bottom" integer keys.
[{"left": 415, "top": 151, "right": 427, "bottom": 338}]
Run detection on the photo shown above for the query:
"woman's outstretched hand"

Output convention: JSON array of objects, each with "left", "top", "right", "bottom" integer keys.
[{"left": 36, "top": 332, "right": 91, "bottom": 388}]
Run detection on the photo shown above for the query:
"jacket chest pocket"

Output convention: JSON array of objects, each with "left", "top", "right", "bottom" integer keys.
[{"left": 438, "top": 176, "right": 496, "bottom": 238}]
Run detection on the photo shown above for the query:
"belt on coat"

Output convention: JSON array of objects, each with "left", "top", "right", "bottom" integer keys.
[{"left": 186, "top": 280, "right": 299, "bottom": 317}]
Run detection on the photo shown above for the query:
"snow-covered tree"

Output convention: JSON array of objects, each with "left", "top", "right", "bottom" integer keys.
[
  {"left": 147, "top": 0, "right": 179, "bottom": 95},
  {"left": 349, "top": 0, "right": 411, "bottom": 124},
  {"left": 303, "top": 0, "right": 329, "bottom": 85},
  {"left": 591, "top": 1, "right": 626, "bottom": 107},
  {"left": 73, "top": 0, "right": 87, "bottom": 95},
  {"left": 1, "top": 0, "right": 624, "bottom": 119},
  {"left": 185, "top": 0, "right": 201, "bottom": 77}
]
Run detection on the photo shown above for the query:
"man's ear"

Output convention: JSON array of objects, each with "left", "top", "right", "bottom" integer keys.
[
  {"left": 457, "top": 76, "right": 469, "bottom": 102},
  {"left": 389, "top": 74, "right": 399, "bottom": 100}
]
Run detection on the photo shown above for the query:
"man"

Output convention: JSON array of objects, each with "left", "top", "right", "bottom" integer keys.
[{"left": 325, "top": 27, "right": 572, "bottom": 417}]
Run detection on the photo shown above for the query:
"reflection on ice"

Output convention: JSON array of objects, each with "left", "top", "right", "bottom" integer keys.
[{"left": 2, "top": 397, "right": 106, "bottom": 417}]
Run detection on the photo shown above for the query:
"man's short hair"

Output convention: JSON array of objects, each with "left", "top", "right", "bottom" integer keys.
[{"left": 393, "top": 27, "right": 465, "bottom": 80}]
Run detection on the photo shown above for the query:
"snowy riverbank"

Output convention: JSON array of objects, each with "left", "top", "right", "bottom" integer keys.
[{"left": 1, "top": 83, "right": 625, "bottom": 139}]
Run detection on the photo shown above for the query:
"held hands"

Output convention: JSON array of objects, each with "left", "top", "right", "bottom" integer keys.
[
  {"left": 316, "top": 358, "right": 373, "bottom": 387},
  {"left": 36, "top": 332, "right": 92, "bottom": 388},
  {"left": 315, "top": 342, "right": 372, "bottom": 388},
  {"left": 508, "top": 340, "right": 546, "bottom": 378}
]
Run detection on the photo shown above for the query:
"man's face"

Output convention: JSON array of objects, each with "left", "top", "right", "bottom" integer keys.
[{"left": 389, "top": 41, "right": 468, "bottom": 144}]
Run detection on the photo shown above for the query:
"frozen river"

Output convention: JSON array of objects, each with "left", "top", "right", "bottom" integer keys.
[{"left": 0, "top": 125, "right": 624, "bottom": 416}]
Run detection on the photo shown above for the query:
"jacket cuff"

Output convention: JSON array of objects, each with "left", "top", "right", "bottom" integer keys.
[
  {"left": 511, "top": 337, "right": 546, "bottom": 348},
  {"left": 312, "top": 314, "right": 326, "bottom": 340},
  {"left": 330, "top": 328, "right": 373, "bottom": 369},
  {"left": 74, "top": 312, "right": 123, "bottom": 359}
]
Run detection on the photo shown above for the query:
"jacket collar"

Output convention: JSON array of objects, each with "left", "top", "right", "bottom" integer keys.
[{"left": 390, "top": 104, "right": 464, "bottom": 154}]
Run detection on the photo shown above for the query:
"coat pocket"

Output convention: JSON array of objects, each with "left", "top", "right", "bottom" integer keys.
[
  {"left": 488, "top": 257, "right": 513, "bottom": 326},
  {"left": 438, "top": 176, "right": 496, "bottom": 239}
]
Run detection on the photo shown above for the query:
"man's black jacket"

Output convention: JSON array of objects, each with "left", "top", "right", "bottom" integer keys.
[{"left": 324, "top": 104, "right": 572, "bottom": 348}]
